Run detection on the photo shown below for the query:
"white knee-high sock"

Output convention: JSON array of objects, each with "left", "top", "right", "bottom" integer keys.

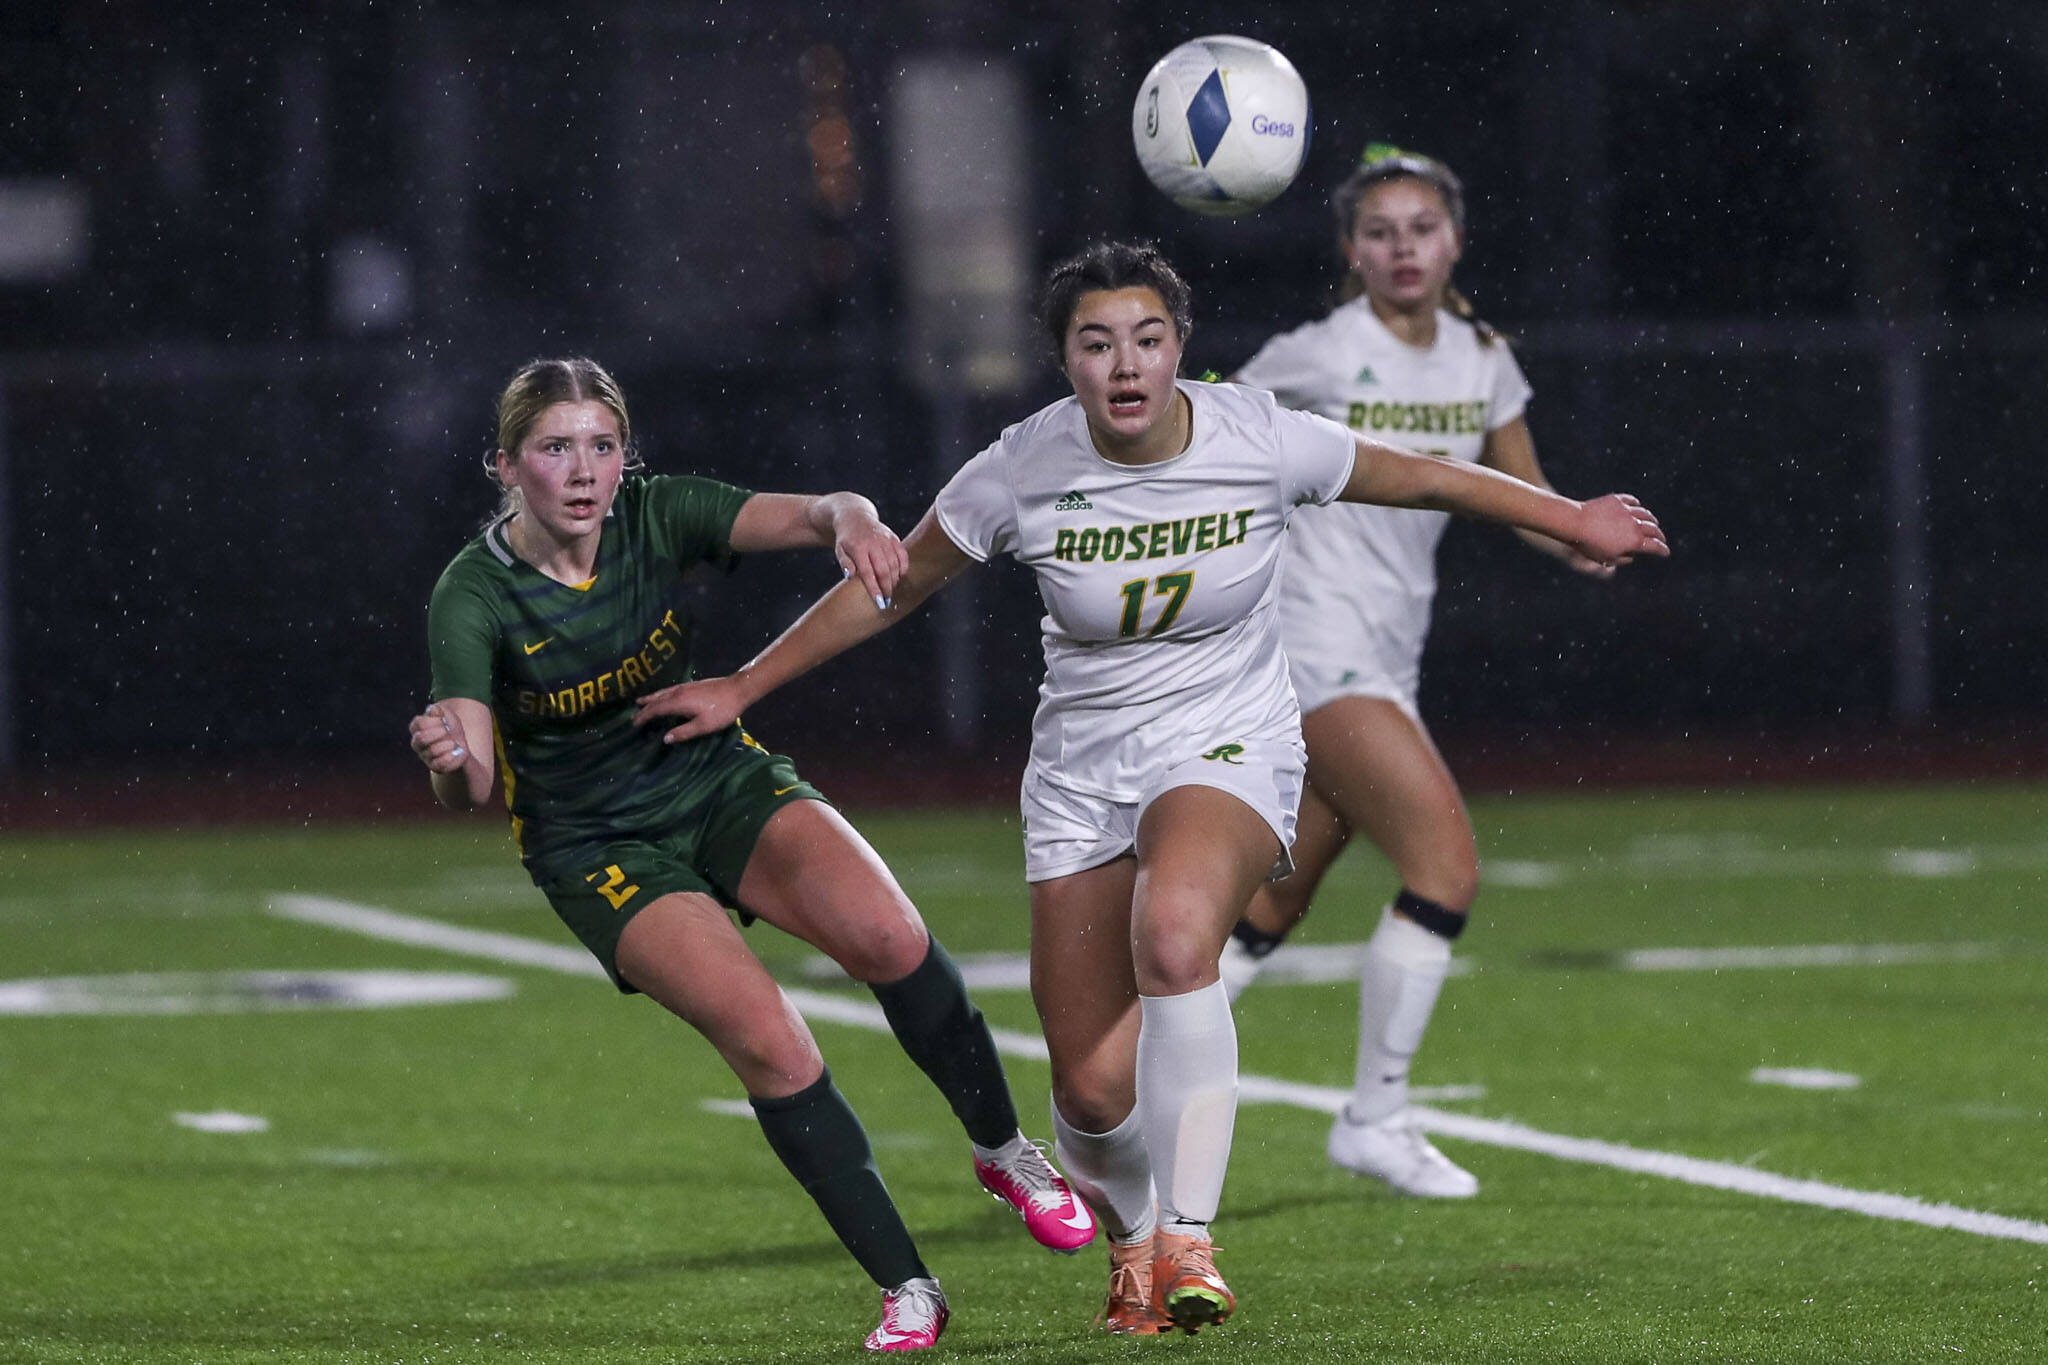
[
  {"left": 1051, "top": 1104, "right": 1157, "bottom": 1245},
  {"left": 1350, "top": 905, "right": 1453, "bottom": 1124},
  {"left": 1137, "top": 981, "right": 1238, "bottom": 1229}
]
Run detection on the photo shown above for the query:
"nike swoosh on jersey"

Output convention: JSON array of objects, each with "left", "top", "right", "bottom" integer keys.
[
  {"left": 523, "top": 638, "right": 552, "bottom": 655},
  {"left": 773, "top": 784, "right": 800, "bottom": 796}
]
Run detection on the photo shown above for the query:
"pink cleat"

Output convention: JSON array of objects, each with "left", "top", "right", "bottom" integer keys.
[
  {"left": 973, "top": 1135, "right": 1098, "bottom": 1254},
  {"left": 865, "top": 1277, "right": 948, "bottom": 1352}
]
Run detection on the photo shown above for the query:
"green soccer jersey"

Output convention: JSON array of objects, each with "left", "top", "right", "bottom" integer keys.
[{"left": 426, "top": 474, "right": 755, "bottom": 858}]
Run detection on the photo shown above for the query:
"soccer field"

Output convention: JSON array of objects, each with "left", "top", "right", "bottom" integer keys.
[{"left": 3, "top": 782, "right": 2044, "bottom": 1362}]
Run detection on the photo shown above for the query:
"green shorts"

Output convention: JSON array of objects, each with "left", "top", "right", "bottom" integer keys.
[{"left": 527, "top": 733, "right": 824, "bottom": 992}]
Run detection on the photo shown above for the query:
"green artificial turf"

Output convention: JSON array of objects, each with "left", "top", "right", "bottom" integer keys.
[{"left": 2, "top": 781, "right": 2043, "bottom": 1361}]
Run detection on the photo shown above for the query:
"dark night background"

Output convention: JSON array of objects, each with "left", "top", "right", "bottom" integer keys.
[{"left": 2, "top": 0, "right": 2044, "bottom": 807}]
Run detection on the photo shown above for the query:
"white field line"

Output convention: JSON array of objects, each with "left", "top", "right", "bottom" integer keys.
[
  {"left": 266, "top": 894, "right": 2048, "bottom": 1248},
  {"left": 806, "top": 840, "right": 2048, "bottom": 901},
  {"left": 270, "top": 894, "right": 1058, "bottom": 1058},
  {"left": 1752, "top": 1067, "right": 1861, "bottom": 1091},
  {"left": 811, "top": 942, "right": 2016, "bottom": 982},
  {"left": 804, "top": 944, "right": 1471, "bottom": 991},
  {"left": 272, "top": 895, "right": 610, "bottom": 978},
  {"left": 1617, "top": 942, "right": 2011, "bottom": 971},
  {"left": 1485, "top": 839, "right": 2048, "bottom": 886}
]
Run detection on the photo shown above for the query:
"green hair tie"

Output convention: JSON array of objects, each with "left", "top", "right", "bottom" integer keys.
[{"left": 1360, "top": 141, "right": 1408, "bottom": 166}]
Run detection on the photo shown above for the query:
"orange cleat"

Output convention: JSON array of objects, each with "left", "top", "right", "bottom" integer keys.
[
  {"left": 1098, "top": 1234, "right": 1171, "bottom": 1335},
  {"left": 1152, "top": 1228, "right": 1234, "bottom": 1334}
]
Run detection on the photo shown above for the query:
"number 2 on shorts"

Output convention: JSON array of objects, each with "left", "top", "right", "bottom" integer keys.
[{"left": 586, "top": 863, "right": 641, "bottom": 910}]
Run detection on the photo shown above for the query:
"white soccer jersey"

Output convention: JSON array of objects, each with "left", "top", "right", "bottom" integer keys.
[
  {"left": 1236, "top": 301, "right": 1532, "bottom": 710},
  {"left": 934, "top": 378, "right": 1356, "bottom": 802}
]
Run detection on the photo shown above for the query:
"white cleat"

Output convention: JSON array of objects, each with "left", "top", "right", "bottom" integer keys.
[
  {"left": 1217, "top": 935, "right": 1267, "bottom": 1003},
  {"left": 1326, "top": 1106, "right": 1479, "bottom": 1198}
]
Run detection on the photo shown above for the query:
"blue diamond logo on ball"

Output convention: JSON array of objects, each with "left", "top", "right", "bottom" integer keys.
[{"left": 1186, "top": 69, "right": 1231, "bottom": 165}]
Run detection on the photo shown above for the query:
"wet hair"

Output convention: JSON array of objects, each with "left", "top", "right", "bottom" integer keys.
[
  {"left": 1037, "top": 240, "right": 1194, "bottom": 361},
  {"left": 485, "top": 356, "right": 642, "bottom": 520},
  {"left": 1333, "top": 144, "right": 1500, "bottom": 346}
]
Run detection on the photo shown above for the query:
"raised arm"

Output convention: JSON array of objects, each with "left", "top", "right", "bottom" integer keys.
[
  {"left": 407, "top": 696, "right": 496, "bottom": 811},
  {"left": 634, "top": 508, "right": 975, "bottom": 744},
  {"left": 1479, "top": 416, "right": 1614, "bottom": 577},
  {"left": 727, "top": 490, "right": 910, "bottom": 609},
  {"left": 1341, "top": 432, "right": 1667, "bottom": 569}
]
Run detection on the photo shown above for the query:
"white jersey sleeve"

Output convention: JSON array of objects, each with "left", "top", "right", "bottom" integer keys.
[
  {"left": 1485, "top": 340, "right": 1533, "bottom": 431},
  {"left": 932, "top": 440, "right": 1018, "bottom": 563},
  {"left": 1270, "top": 404, "right": 1356, "bottom": 509},
  {"left": 1234, "top": 323, "right": 1337, "bottom": 414}
]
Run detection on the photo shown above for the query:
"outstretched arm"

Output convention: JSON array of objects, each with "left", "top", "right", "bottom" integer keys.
[
  {"left": 635, "top": 508, "right": 975, "bottom": 744},
  {"left": 407, "top": 697, "right": 496, "bottom": 811},
  {"left": 727, "top": 490, "right": 910, "bottom": 608},
  {"left": 1342, "top": 432, "right": 1668, "bottom": 569},
  {"left": 1479, "top": 417, "right": 1614, "bottom": 578}
]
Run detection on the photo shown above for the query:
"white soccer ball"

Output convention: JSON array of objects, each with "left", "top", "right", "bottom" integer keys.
[{"left": 1132, "top": 35, "right": 1310, "bottom": 217}]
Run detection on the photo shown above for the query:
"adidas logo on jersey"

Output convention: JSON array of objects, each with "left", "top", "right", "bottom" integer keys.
[
  {"left": 1354, "top": 366, "right": 1379, "bottom": 385},
  {"left": 1053, "top": 490, "right": 1094, "bottom": 512}
]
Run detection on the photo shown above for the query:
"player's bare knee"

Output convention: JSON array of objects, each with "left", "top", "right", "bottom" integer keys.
[
  {"left": 830, "top": 911, "right": 929, "bottom": 983},
  {"left": 721, "top": 1031, "right": 823, "bottom": 1097},
  {"left": 1132, "top": 932, "right": 1218, "bottom": 996},
  {"left": 1050, "top": 1075, "right": 1130, "bottom": 1135},
  {"left": 1424, "top": 864, "right": 1479, "bottom": 914},
  {"left": 1402, "top": 850, "right": 1478, "bottom": 914}
]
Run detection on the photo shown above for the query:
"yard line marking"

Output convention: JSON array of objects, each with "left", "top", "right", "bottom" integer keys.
[
  {"left": 1233, "top": 1077, "right": 2048, "bottom": 1245},
  {"left": 803, "top": 944, "right": 1472, "bottom": 990},
  {"left": 272, "top": 895, "right": 609, "bottom": 978},
  {"left": 270, "top": 894, "right": 1055, "bottom": 1056},
  {"left": 1752, "top": 1067, "right": 1861, "bottom": 1090},
  {"left": 1476, "top": 839, "right": 2048, "bottom": 886},
  {"left": 1613, "top": 942, "right": 2010, "bottom": 972},
  {"left": 173, "top": 1111, "right": 270, "bottom": 1134},
  {"left": 1413, "top": 1109, "right": 2048, "bottom": 1246},
  {"left": 0, "top": 968, "right": 515, "bottom": 1015},
  {"left": 814, "top": 941, "right": 2016, "bottom": 984},
  {"left": 268, "top": 894, "right": 2048, "bottom": 1248},
  {"left": 1486, "top": 858, "right": 1566, "bottom": 888}
]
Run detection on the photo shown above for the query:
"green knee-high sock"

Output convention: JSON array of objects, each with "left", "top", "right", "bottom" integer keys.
[
  {"left": 750, "top": 1069, "right": 928, "bottom": 1289},
  {"left": 870, "top": 936, "right": 1021, "bottom": 1148}
]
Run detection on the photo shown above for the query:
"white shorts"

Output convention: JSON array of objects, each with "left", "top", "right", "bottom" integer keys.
[
  {"left": 1278, "top": 567, "right": 1432, "bottom": 718},
  {"left": 1287, "top": 647, "right": 1422, "bottom": 720},
  {"left": 1019, "top": 736, "right": 1305, "bottom": 884}
]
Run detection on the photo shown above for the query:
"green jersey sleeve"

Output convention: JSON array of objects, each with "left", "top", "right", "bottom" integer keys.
[
  {"left": 426, "top": 563, "right": 501, "bottom": 703},
  {"left": 642, "top": 474, "right": 754, "bottom": 568}
]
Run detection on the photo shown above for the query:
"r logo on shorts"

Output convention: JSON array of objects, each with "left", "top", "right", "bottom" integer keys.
[{"left": 1200, "top": 743, "right": 1247, "bottom": 764}]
